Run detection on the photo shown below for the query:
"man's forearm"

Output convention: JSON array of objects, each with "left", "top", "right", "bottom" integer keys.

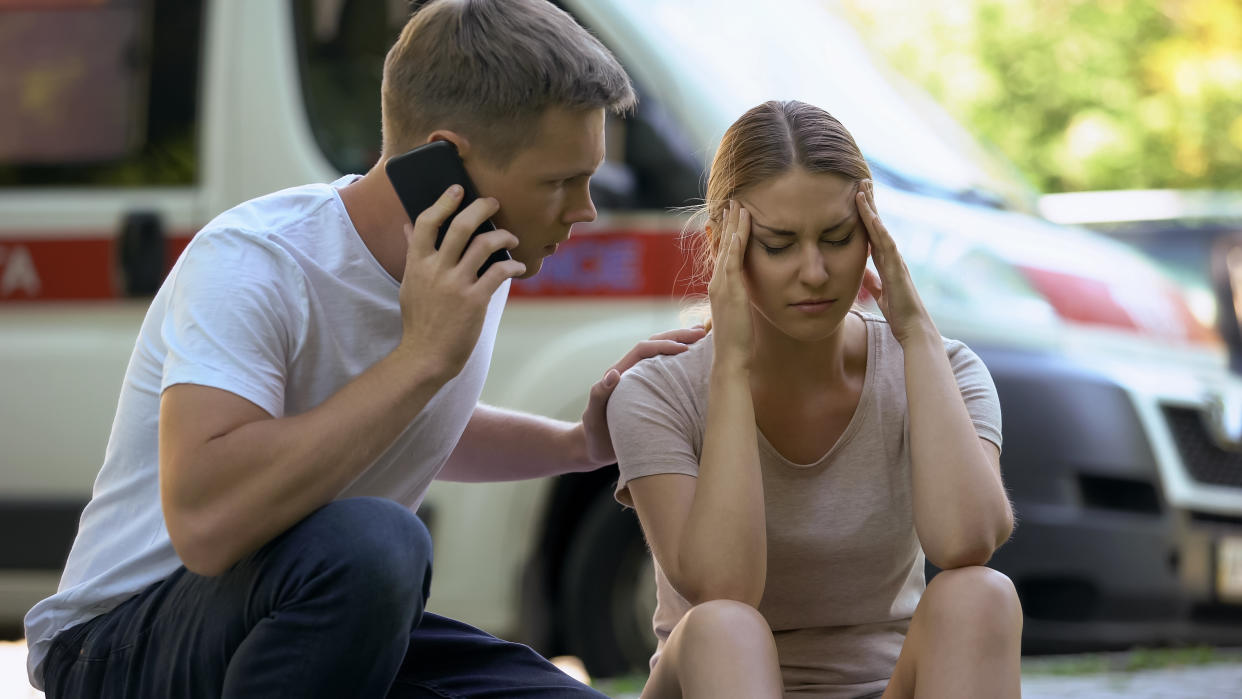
[
  {"left": 436, "top": 404, "right": 601, "bottom": 482},
  {"left": 161, "top": 346, "right": 452, "bottom": 575}
]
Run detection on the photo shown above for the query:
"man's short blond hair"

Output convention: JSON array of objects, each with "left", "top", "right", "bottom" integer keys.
[{"left": 381, "top": 0, "right": 636, "bottom": 167}]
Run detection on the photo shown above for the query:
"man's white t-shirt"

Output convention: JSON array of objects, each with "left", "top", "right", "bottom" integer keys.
[{"left": 23, "top": 175, "right": 509, "bottom": 689}]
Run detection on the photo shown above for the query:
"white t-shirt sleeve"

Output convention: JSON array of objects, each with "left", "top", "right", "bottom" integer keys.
[{"left": 160, "top": 229, "right": 308, "bottom": 417}]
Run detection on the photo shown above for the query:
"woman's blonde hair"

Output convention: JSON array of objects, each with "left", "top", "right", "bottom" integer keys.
[{"left": 681, "top": 101, "right": 872, "bottom": 329}]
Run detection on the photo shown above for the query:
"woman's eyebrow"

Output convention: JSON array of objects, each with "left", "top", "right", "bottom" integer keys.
[{"left": 752, "top": 214, "right": 855, "bottom": 237}]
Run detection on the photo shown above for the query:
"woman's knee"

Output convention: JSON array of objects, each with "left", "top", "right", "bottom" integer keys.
[
  {"left": 676, "top": 599, "right": 774, "bottom": 648},
  {"left": 654, "top": 601, "right": 781, "bottom": 698},
  {"left": 920, "top": 566, "right": 1022, "bottom": 637}
]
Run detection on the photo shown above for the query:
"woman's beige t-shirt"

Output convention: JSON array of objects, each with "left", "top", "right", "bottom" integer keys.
[{"left": 608, "top": 311, "right": 1003, "bottom": 698}]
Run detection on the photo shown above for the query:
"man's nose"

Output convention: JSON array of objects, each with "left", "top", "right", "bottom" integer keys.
[{"left": 564, "top": 182, "right": 597, "bottom": 224}]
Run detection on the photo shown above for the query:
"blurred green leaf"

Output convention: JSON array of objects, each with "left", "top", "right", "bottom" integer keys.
[{"left": 840, "top": 0, "right": 1242, "bottom": 193}]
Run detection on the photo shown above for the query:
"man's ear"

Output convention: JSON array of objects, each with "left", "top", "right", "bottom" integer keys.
[{"left": 426, "top": 130, "right": 472, "bottom": 158}]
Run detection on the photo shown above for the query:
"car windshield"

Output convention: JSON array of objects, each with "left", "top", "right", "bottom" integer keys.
[{"left": 609, "top": 0, "right": 1036, "bottom": 212}]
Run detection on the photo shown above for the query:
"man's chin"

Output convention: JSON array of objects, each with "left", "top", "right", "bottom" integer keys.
[{"left": 515, "top": 256, "right": 543, "bottom": 279}]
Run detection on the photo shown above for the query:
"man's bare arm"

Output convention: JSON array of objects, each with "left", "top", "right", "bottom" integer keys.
[
  {"left": 437, "top": 327, "right": 705, "bottom": 482},
  {"left": 161, "top": 188, "right": 526, "bottom": 576}
]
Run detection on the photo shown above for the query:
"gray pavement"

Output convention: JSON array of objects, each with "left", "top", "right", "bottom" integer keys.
[
  {"left": 1020, "top": 663, "right": 1242, "bottom": 698},
  {"left": 6, "top": 639, "right": 1242, "bottom": 697},
  {"left": 599, "top": 651, "right": 1242, "bottom": 698}
]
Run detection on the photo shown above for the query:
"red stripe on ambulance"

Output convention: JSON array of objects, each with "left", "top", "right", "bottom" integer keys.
[{"left": 0, "top": 230, "right": 703, "bottom": 302}]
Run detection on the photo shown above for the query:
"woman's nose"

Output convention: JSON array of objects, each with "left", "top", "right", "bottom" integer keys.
[{"left": 799, "top": 249, "right": 830, "bottom": 285}]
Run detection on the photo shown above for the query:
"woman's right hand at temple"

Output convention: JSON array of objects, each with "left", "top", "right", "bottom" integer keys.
[{"left": 708, "top": 200, "right": 754, "bottom": 371}]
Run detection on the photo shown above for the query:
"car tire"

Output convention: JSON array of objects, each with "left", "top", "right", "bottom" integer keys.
[{"left": 558, "top": 487, "right": 657, "bottom": 678}]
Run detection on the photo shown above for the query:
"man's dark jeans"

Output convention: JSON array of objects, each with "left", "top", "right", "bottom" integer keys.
[{"left": 41, "top": 497, "right": 605, "bottom": 698}]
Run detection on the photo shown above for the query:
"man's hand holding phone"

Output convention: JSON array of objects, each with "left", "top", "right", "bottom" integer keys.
[{"left": 394, "top": 185, "right": 526, "bottom": 380}]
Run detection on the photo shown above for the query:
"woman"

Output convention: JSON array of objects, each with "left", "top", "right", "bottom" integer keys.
[{"left": 606, "top": 101, "right": 1023, "bottom": 698}]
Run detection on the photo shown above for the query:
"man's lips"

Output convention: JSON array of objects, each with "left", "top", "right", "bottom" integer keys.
[{"left": 544, "top": 232, "right": 573, "bottom": 253}]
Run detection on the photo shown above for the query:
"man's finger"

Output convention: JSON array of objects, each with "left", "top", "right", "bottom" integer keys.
[
  {"left": 402, "top": 223, "right": 423, "bottom": 258},
  {"left": 586, "top": 368, "right": 622, "bottom": 409},
  {"left": 457, "top": 228, "right": 519, "bottom": 277},
  {"left": 648, "top": 327, "right": 707, "bottom": 343},
  {"left": 474, "top": 258, "right": 527, "bottom": 296},
  {"left": 410, "top": 184, "right": 465, "bottom": 254},
  {"left": 439, "top": 197, "right": 501, "bottom": 265},
  {"left": 616, "top": 339, "right": 693, "bottom": 370}
]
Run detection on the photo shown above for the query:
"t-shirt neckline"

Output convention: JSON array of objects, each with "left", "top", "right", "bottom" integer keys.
[
  {"left": 330, "top": 174, "right": 401, "bottom": 288},
  {"left": 755, "top": 309, "right": 878, "bottom": 469}
]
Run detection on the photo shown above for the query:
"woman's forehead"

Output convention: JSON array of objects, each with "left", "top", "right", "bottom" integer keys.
[{"left": 741, "top": 169, "right": 857, "bottom": 228}]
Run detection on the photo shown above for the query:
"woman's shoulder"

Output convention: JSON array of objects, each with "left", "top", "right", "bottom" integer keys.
[
  {"left": 853, "top": 308, "right": 977, "bottom": 354},
  {"left": 612, "top": 332, "right": 714, "bottom": 406}
]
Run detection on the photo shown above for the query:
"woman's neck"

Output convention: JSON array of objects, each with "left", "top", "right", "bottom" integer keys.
[{"left": 747, "top": 311, "right": 863, "bottom": 393}]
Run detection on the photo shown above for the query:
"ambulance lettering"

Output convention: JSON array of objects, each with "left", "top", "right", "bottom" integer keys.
[{"left": 0, "top": 245, "right": 42, "bottom": 298}]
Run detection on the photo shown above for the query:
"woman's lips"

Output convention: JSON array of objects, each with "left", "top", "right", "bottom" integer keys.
[{"left": 790, "top": 299, "right": 835, "bottom": 313}]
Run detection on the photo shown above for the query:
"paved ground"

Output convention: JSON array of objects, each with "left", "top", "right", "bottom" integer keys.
[
  {"left": 5, "top": 639, "right": 1242, "bottom": 697},
  {"left": 1019, "top": 664, "right": 1242, "bottom": 698},
  {"left": 596, "top": 649, "right": 1242, "bottom": 698}
]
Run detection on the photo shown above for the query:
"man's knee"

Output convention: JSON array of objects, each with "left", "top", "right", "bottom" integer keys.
[{"left": 298, "top": 497, "right": 433, "bottom": 597}]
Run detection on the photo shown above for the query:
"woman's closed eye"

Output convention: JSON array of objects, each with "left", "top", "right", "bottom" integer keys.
[
  {"left": 822, "top": 230, "right": 854, "bottom": 247},
  {"left": 756, "top": 238, "right": 791, "bottom": 254},
  {"left": 755, "top": 231, "right": 853, "bottom": 254}
]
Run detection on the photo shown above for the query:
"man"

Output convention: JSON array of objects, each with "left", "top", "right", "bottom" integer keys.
[{"left": 25, "top": 1, "right": 703, "bottom": 696}]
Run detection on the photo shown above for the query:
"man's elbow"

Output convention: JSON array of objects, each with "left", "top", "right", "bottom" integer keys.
[{"left": 164, "top": 502, "right": 235, "bottom": 577}]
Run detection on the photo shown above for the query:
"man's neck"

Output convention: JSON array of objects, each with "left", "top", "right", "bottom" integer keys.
[{"left": 338, "top": 165, "right": 409, "bottom": 280}]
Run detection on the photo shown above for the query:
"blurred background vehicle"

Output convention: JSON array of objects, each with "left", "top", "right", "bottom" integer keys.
[
  {"left": 1040, "top": 189, "right": 1242, "bottom": 373},
  {"left": 2, "top": 0, "right": 1241, "bottom": 679}
]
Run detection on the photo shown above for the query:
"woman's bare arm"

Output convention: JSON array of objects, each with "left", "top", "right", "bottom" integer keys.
[
  {"left": 627, "top": 202, "right": 768, "bottom": 606},
  {"left": 856, "top": 182, "right": 1012, "bottom": 569}
]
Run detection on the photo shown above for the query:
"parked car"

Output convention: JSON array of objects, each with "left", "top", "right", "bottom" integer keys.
[
  {"left": 1040, "top": 189, "right": 1242, "bottom": 373},
  {"left": 3, "top": 0, "right": 1242, "bottom": 676}
]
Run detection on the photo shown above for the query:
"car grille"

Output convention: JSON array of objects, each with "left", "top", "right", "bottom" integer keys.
[{"left": 1163, "top": 406, "right": 1242, "bottom": 488}]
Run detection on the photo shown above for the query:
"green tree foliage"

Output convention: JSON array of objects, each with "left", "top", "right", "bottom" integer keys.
[{"left": 840, "top": 0, "right": 1242, "bottom": 193}]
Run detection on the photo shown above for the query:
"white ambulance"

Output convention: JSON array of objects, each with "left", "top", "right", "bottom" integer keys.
[{"left": 4, "top": 0, "right": 1241, "bottom": 675}]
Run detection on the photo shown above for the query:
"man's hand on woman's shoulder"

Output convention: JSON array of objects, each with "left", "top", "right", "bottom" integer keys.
[{"left": 579, "top": 326, "right": 707, "bottom": 467}]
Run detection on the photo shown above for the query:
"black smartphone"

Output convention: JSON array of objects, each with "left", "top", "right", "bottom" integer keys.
[{"left": 385, "top": 140, "right": 511, "bottom": 277}]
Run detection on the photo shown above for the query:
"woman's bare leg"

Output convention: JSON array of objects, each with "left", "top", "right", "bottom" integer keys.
[
  {"left": 882, "top": 566, "right": 1023, "bottom": 699},
  {"left": 641, "top": 599, "right": 783, "bottom": 699}
]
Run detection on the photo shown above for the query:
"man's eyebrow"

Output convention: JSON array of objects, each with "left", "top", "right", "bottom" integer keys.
[
  {"left": 752, "top": 214, "right": 856, "bottom": 237},
  {"left": 549, "top": 166, "right": 600, "bottom": 180}
]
